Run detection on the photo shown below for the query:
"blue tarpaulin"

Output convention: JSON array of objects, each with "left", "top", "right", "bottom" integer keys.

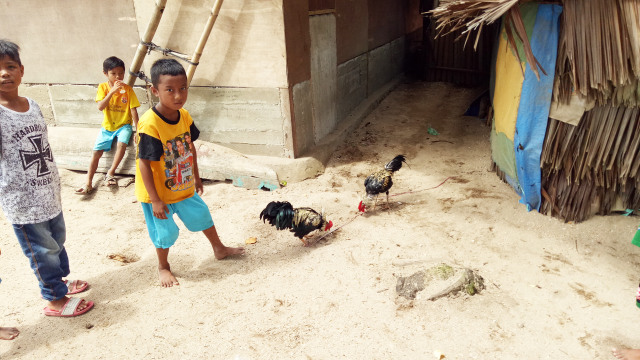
[{"left": 513, "top": 4, "right": 562, "bottom": 211}]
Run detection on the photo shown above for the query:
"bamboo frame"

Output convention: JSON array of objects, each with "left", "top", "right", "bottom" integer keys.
[
  {"left": 126, "top": 0, "right": 168, "bottom": 86},
  {"left": 186, "top": 0, "right": 224, "bottom": 86}
]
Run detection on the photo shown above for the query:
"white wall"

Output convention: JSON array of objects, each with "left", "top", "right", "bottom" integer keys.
[{"left": 0, "top": 0, "right": 294, "bottom": 157}]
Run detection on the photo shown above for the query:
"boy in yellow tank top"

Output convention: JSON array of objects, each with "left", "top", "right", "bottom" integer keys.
[
  {"left": 75, "top": 56, "right": 140, "bottom": 194},
  {"left": 135, "top": 59, "right": 244, "bottom": 287}
]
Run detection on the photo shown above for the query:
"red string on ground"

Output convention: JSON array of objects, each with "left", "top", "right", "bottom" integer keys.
[
  {"left": 312, "top": 177, "right": 454, "bottom": 244},
  {"left": 313, "top": 212, "right": 363, "bottom": 243},
  {"left": 390, "top": 176, "right": 454, "bottom": 197}
]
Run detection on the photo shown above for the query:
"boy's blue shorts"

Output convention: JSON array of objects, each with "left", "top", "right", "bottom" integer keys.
[
  {"left": 141, "top": 193, "right": 214, "bottom": 249},
  {"left": 94, "top": 125, "right": 133, "bottom": 151}
]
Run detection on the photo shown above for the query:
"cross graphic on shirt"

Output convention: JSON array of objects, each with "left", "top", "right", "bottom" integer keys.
[{"left": 19, "top": 134, "right": 53, "bottom": 177}]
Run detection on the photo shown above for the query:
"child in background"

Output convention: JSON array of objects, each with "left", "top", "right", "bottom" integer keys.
[
  {"left": 75, "top": 56, "right": 140, "bottom": 194},
  {"left": 135, "top": 59, "right": 244, "bottom": 287},
  {"left": 0, "top": 39, "right": 93, "bottom": 317}
]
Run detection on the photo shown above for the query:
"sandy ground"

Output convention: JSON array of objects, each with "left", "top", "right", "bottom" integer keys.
[{"left": 1, "top": 82, "right": 639, "bottom": 359}]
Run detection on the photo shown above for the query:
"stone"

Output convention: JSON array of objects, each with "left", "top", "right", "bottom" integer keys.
[{"left": 395, "top": 263, "right": 485, "bottom": 300}]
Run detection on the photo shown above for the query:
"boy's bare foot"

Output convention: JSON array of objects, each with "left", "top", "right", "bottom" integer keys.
[
  {"left": 613, "top": 348, "right": 640, "bottom": 360},
  {"left": 214, "top": 246, "right": 245, "bottom": 260},
  {"left": 47, "top": 296, "right": 91, "bottom": 312},
  {"left": 0, "top": 327, "right": 19, "bottom": 340},
  {"left": 159, "top": 267, "right": 179, "bottom": 287}
]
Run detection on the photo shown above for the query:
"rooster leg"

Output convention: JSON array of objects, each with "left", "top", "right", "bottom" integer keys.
[
  {"left": 385, "top": 191, "right": 391, "bottom": 209},
  {"left": 372, "top": 195, "right": 379, "bottom": 211},
  {"left": 300, "top": 236, "right": 310, "bottom": 247}
]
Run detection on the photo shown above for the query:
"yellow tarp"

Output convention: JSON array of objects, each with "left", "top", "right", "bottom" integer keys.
[{"left": 493, "top": 28, "right": 525, "bottom": 141}]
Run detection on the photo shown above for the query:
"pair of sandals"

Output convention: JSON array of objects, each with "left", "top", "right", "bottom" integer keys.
[
  {"left": 75, "top": 174, "right": 117, "bottom": 195},
  {"left": 42, "top": 279, "right": 94, "bottom": 317}
]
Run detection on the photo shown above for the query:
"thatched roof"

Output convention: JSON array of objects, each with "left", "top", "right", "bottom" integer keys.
[
  {"left": 555, "top": 0, "right": 640, "bottom": 108},
  {"left": 428, "top": 0, "right": 544, "bottom": 79},
  {"left": 429, "top": 0, "right": 640, "bottom": 222},
  {"left": 429, "top": 0, "right": 640, "bottom": 106}
]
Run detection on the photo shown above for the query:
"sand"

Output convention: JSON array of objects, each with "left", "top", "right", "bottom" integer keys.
[{"left": 1, "top": 82, "right": 638, "bottom": 359}]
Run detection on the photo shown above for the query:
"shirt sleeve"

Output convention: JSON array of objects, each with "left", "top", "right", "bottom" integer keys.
[
  {"left": 190, "top": 122, "right": 200, "bottom": 142},
  {"left": 95, "top": 83, "right": 107, "bottom": 102},
  {"left": 138, "top": 133, "right": 164, "bottom": 161},
  {"left": 128, "top": 87, "right": 141, "bottom": 109}
]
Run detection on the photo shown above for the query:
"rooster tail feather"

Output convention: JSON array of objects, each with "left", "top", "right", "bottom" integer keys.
[
  {"left": 259, "top": 201, "right": 294, "bottom": 228},
  {"left": 275, "top": 207, "right": 295, "bottom": 230},
  {"left": 385, "top": 154, "right": 407, "bottom": 172}
]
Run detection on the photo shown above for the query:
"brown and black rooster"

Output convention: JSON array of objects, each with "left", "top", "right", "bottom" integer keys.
[
  {"left": 260, "top": 201, "right": 333, "bottom": 246},
  {"left": 358, "top": 154, "right": 407, "bottom": 212}
]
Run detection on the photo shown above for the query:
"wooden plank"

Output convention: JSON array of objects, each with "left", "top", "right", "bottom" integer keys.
[{"left": 309, "top": 0, "right": 335, "bottom": 12}]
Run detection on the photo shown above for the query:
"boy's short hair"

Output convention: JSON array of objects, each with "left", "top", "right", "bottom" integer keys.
[
  {"left": 0, "top": 39, "right": 21, "bottom": 66},
  {"left": 150, "top": 59, "right": 186, "bottom": 88},
  {"left": 103, "top": 56, "right": 125, "bottom": 73}
]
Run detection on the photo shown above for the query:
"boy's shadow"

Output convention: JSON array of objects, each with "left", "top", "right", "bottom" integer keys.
[{"left": 3, "top": 255, "right": 182, "bottom": 358}]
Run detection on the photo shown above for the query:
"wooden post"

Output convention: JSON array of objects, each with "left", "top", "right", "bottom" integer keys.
[
  {"left": 186, "top": 0, "right": 224, "bottom": 86},
  {"left": 125, "top": 0, "right": 168, "bottom": 86}
]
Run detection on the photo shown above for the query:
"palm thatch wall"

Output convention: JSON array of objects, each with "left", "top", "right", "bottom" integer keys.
[
  {"left": 541, "top": 0, "right": 640, "bottom": 222},
  {"left": 430, "top": 0, "right": 640, "bottom": 222},
  {"left": 540, "top": 107, "right": 640, "bottom": 222}
]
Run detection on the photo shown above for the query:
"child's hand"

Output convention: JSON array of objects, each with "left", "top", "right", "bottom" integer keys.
[
  {"left": 151, "top": 200, "right": 169, "bottom": 219},
  {"left": 111, "top": 80, "right": 124, "bottom": 94},
  {"left": 195, "top": 178, "right": 203, "bottom": 195}
]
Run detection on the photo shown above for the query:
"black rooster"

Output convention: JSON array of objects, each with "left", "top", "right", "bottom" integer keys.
[
  {"left": 358, "top": 155, "right": 407, "bottom": 212},
  {"left": 260, "top": 201, "right": 333, "bottom": 246}
]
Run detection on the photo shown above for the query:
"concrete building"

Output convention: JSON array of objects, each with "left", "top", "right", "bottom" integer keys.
[{"left": 0, "top": 0, "right": 422, "bottom": 187}]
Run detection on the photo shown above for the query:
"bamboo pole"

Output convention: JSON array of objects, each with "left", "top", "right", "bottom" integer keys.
[
  {"left": 186, "top": 0, "right": 224, "bottom": 86},
  {"left": 125, "top": 0, "right": 168, "bottom": 86}
]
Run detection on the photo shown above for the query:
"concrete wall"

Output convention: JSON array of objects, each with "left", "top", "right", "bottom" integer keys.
[
  {"left": 335, "top": 0, "right": 369, "bottom": 64},
  {"left": 0, "top": 0, "right": 293, "bottom": 158},
  {"left": 1, "top": 1, "right": 140, "bottom": 85},
  {"left": 0, "top": 1, "right": 289, "bottom": 88},
  {"left": 367, "top": 0, "right": 406, "bottom": 49},
  {"left": 292, "top": 81, "right": 315, "bottom": 155},
  {"left": 133, "top": 0, "right": 288, "bottom": 88},
  {"left": 309, "top": 15, "right": 338, "bottom": 144},
  {"left": 333, "top": 1, "right": 411, "bottom": 133},
  {"left": 336, "top": 55, "right": 368, "bottom": 122},
  {"left": 287, "top": 0, "right": 414, "bottom": 156},
  {"left": 1, "top": 0, "right": 417, "bottom": 162}
]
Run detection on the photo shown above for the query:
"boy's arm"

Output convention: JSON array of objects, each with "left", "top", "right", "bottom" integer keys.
[
  {"left": 190, "top": 143, "right": 203, "bottom": 195},
  {"left": 96, "top": 81, "right": 123, "bottom": 111},
  {"left": 130, "top": 107, "right": 139, "bottom": 130},
  {"left": 139, "top": 159, "right": 169, "bottom": 219}
]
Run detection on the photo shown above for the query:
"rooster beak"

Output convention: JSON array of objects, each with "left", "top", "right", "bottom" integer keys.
[{"left": 325, "top": 221, "right": 333, "bottom": 231}]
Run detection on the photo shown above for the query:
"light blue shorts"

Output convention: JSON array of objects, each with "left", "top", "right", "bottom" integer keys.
[
  {"left": 141, "top": 193, "right": 214, "bottom": 249},
  {"left": 93, "top": 124, "right": 133, "bottom": 151}
]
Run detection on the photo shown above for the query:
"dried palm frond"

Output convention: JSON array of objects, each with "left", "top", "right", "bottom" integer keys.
[
  {"left": 540, "top": 106, "right": 640, "bottom": 222},
  {"left": 428, "top": 0, "right": 544, "bottom": 79},
  {"left": 554, "top": 0, "right": 640, "bottom": 107}
]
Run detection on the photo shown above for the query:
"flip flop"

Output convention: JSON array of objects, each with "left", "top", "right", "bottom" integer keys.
[
  {"left": 74, "top": 185, "right": 93, "bottom": 195},
  {"left": 43, "top": 297, "right": 94, "bottom": 317},
  {"left": 64, "top": 279, "right": 89, "bottom": 295},
  {"left": 103, "top": 174, "right": 117, "bottom": 186}
]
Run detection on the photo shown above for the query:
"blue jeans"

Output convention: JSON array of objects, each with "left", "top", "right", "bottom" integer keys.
[{"left": 12, "top": 212, "right": 69, "bottom": 301}]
